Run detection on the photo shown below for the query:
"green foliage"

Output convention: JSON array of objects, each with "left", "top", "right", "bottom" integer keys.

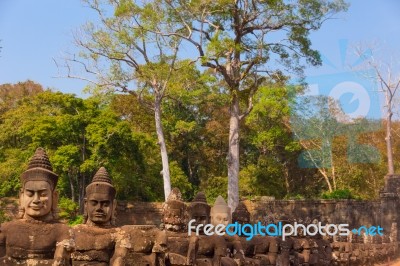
[
  {"left": 58, "top": 197, "right": 80, "bottom": 224},
  {"left": 169, "top": 161, "right": 193, "bottom": 200},
  {"left": 321, "top": 189, "right": 361, "bottom": 200},
  {"left": 202, "top": 176, "right": 228, "bottom": 203},
  {"left": 284, "top": 194, "right": 305, "bottom": 200},
  {"left": 68, "top": 215, "right": 84, "bottom": 226},
  {"left": 0, "top": 209, "right": 10, "bottom": 223},
  {"left": 0, "top": 201, "right": 12, "bottom": 223}
]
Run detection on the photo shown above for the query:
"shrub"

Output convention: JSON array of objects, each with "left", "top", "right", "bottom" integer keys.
[
  {"left": 58, "top": 197, "right": 81, "bottom": 225},
  {"left": 321, "top": 189, "right": 361, "bottom": 200}
]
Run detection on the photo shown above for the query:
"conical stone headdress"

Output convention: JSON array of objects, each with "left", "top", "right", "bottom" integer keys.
[
  {"left": 232, "top": 201, "right": 250, "bottom": 223},
  {"left": 211, "top": 195, "right": 231, "bottom": 214},
  {"left": 189, "top": 192, "right": 210, "bottom": 216},
  {"left": 20, "top": 148, "right": 58, "bottom": 190},
  {"left": 86, "top": 167, "right": 116, "bottom": 198},
  {"left": 165, "top": 187, "right": 185, "bottom": 210}
]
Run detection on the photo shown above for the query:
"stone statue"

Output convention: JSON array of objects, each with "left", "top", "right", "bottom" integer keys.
[
  {"left": 0, "top": 148, "right": 74, "bottom": 266},
  {"left": 210, "top": 196, "right": 244, "bottom": 266},
  {"left": 210, "top": 196, "right": 232, "bottom": 228},
  {"left": 122, "top": 191, "right": 168, "bottom": 265},
  {"left": 232, "top": 201, "right": 279, "bottom": 265},
  {"left": 162, "top": 188, "right": 196, "bottom": 265},
  {"left": 188, "top": 192, "right": 211, "bottom": 228},
  {"left": 122, "top": 224, "right": 167, "bottom": 266},
  {"left": 71, "top": 167, "right": 130, "bottom": 265},
  {"left": 186, "top": 192, "right": 235, "bottom": 266}
]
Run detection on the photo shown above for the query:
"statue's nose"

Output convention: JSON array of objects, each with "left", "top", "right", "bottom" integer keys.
[{"left": 32, "top": 193, "right": 41, "bottom": 203}]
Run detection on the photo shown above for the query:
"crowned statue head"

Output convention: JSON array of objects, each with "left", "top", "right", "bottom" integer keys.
[
  {"left": 210, "top": 195, "right": 231, "bottom": 227},
  {"left": 84, "top": 167, "right": 117, "bottom": 227},
  {"left": 188, "top": 192, "right": 210, "bottom": 231},
  {"left": 19, "top": 148, "right": 59, "bottom": 222},
  {"left": 232, "top": 201, "right": 250, "bottom": 225},
  {"left": 162, "top": 187, "right": 187, "bottom": 232}
]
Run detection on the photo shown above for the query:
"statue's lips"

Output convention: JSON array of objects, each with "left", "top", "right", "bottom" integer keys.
[
  {"left": 94, "top": 213, "right": 105, "bottom": 217},
  {"left": 29, "top": 206, "right": 43, "bottom": 210}
]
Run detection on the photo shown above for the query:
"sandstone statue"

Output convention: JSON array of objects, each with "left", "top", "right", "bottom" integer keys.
[
  {"left": 0, "top": 148, "right": 74, "bottom": 266},
  {"left": 232, "top": 201, "right": 279, "bottom": 265},
  {"left": 210, "top": 195, "right": 245, "bottom": 266},
  {"left": 71, "top": 167, "right": 130, "bottom": 265},
  {"left": 162, "top": 188, "right": 196, "bottom": 266},
  {"left": 187, "top": 192, "right": 235, "bottom": 266}
]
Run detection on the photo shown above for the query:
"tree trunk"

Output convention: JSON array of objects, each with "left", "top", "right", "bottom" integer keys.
[
  {"left": 154, "top": 98, "right": 171, "bottom": 201},
  {"left": 228, "top": 93, "right": 240, "bottom": 212},
  {"left": 68, "top": 171, "right": 75, "bottom": 202},
  {"left": 318, "top": 168, "right": 333, "bottom": 192},
  {"left": 78, "top": 172, "right": 86, "bottom": 213},
  {"left": 386, "top": 110, "right": 394, "bottom": 175},
  {"left": 283, "top": 162, "right": 290, "bottom": 195}
]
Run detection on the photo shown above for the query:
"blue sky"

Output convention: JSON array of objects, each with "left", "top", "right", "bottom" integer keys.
[{"left": 0, "top": 1, "right": 399, "bottom": 98}]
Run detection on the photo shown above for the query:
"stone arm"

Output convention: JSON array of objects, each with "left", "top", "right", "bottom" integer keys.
[
  {"left": 110, "top": 245, "right": 128, "bottom": 266},
  {"left": 53, "top": 228, "right": 75, "bottom": 266},
  {"left": 212, "top": 236, "right": 229, "bottom": 265},
  {"left": 187, "top": 235, "right": 198, "bottom": 265},
  {"left": 111, "top": 228, "right": 131, "bottom": 266},
  {"left": 230, "top": 235, "right": 246, "bottom": 263}
]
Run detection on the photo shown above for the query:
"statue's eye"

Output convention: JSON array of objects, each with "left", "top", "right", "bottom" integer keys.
[
  {"left": 25, "top": 191, "right": 33, "bottom": 197},
  {"left": 40, "top": 193, "right": 48, "bottom": 197}
]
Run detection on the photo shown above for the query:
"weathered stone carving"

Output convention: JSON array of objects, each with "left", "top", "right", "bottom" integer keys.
[
  {"left": 162, "top": 188, "right": 196, "bottom": 266},
  {"left": 0, "top": 148, "right": 74, "bottom": 266},
  {"left": 71, "top": 167, "right": 130, "bottom": 266},
  {"left": 186, "top": 192, "right": 234, "bottom": 266},
  {"left": 210, "top": 196, "right": 244, "bottom": 266},
  {"left": 232, "top": 201, "right": 279, "bottom": 265},
  {"left": 122, "top": 224, "right": 167, "bottom": 266}
]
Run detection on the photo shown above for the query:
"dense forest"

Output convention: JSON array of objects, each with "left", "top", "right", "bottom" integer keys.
[{"left": 0, "top": 80, "right": 394, "bottom": 209}]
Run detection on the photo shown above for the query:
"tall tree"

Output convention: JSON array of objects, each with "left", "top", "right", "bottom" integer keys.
[
  {"left": 62, "top": 0, "right": 203, "bottom": 200},
  {"left": 159, "top": 0, "right": 348, "bottom": 210},
  {"left": 355, "top": 46, "right": 400, "bottom": 175}
]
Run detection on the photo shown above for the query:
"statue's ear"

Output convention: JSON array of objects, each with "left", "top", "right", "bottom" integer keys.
[
  {"left": 83, "top": 198, "right": 88, "bottom": 223},
  {"left": 19, "top": 188, "right": 24, "bottom": 204},
  {"left": 17, "top": 189, "right": 25, "bottom": 219},
  {"left": 53, "top": 190, "right": 59, "bottom": 206},
  {"left": 52, "top": 190, "right": 59, "bottom": 219},
  {"left": 111, "top": 199, "right": 117, "bottom": 226}
]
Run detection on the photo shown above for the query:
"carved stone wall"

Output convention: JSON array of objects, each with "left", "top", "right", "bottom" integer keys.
[
  {"left": 114, "top": 199, "right": 385, "bottom": 228},
  {"left": 0, "top": 197, "right": 390, "bottom": 229},
  {"left": 115, "top": 201, "right": 164, "bottom": 226},
  {"left": 244, "top": 198, "right": 382, "bottom": 227}
]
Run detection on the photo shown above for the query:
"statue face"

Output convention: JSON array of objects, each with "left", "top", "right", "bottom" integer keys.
[
  {"left": 211, "top": 212, "right": 230, "bottom": 227},
  {"left": 22, "top": 180, "right": 53, "bottom": 218},
  {"left": 234, "top": 214, "right": 250, "bottom": 225},
  {"left": 192, "top": 212, "right": 209, "bottom": 225},
  {"left": 163, "top": 206, "right": 186, "bottom": 231},
  {"left": 164, "top": 208, "right": 183, "bottom": 225},
  {"left": 189, "top": 209, "right": 209, "bottom": 233},
  {"left": 86, "top": 192, "right": 113, "bottom": 225}
]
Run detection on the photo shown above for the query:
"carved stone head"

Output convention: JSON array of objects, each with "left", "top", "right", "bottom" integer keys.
[
  {"left": 210, "top": 195, "right": 231, "bottom": 227},
  {"left": 162, "top": 188, "right": 187, "bottom": 232},
  {"left": 19, "top": 148, "right": 59, "bottom": 221},
  {"left": 84, "top": 167, "right": 117, "bottom": 227},
  {"left": 232, "top": 201, "right": 250, "bottom": 225},
  {"left": 188, "top": 192, "right": 210, "bottom": 231}
]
